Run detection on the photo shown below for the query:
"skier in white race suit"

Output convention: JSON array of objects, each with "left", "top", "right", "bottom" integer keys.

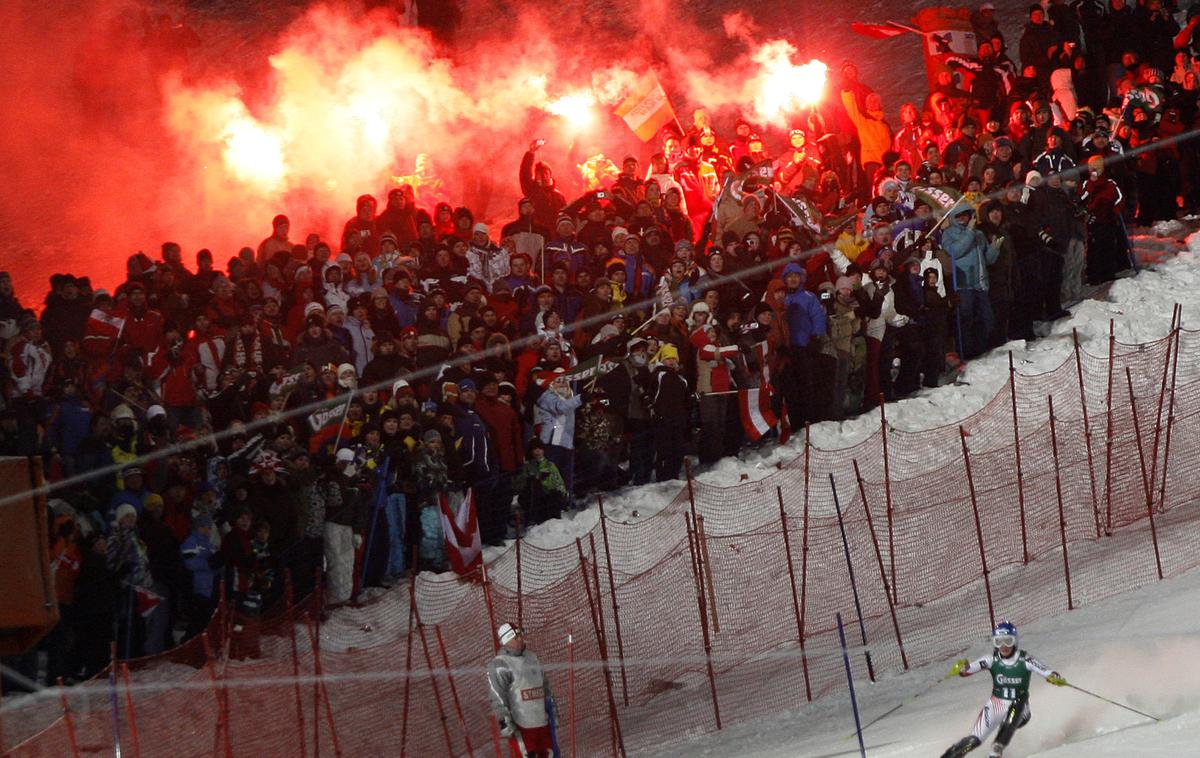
[
  {"left": 488, "top": 623, "right": 554, "bottom": 758},
  {"left": 940, "top": 621, "right": 1069, "bottom": 757}
]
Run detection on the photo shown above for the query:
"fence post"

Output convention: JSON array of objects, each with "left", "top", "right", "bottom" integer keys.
[
  {"left": 575, "top": 539, "right": 626, "bottom": 757},
  {"left": 568, "top": 631, "right": 577, "bottom": 758},
  {"left": 57, "top": 677, "right": 81, "bottom": 758},
  {"left": 696, "top": 514, "right": 720, "bottom": 635},
  {"left": 202, "top": 633, "right": 232, "bottom": 758},
  {"left": 802, "top": 426, "right": 813, "bottom": 692},
  {"left": 684, "top": 516, "right": 723, "bottom": 730},
  {"left": 830, "top": 473, "right": 875, "bottom": 682},
  {"left": 1157, "top": 310, "right": 1183, "bottom": 513},
  {"left": 597, "top": 496, "right": 630, "bottom": 707},
  {"left": 777, "top": 486, "right": 813, "bottom": 702},
  {"left": 1072, "top": 330, "right": 1103, "bottom": 539},
  {"left": 1008, "top": 351, "right": 1030, "bottom": 561},
  {"left": 1048, "top": 397, "right": 1074, "bottom": 610},
  {"left": 852, "top": 461, "right": 908, "bottom": 671},
  {"left": 411, "top": 605, "right": 455, "bottom": 757},
  {"left": 433, "top": 627, "right": 475, "bottom": 758},
  {"left": 306, "top": 618, "right": 342, "bottom": 758},
  {"left": 1124, "top": 367, "right": 1165, "bottom": 580},
  {"left": 1147, "top": 305, "right": 1179, "bottom": 517},
  {"left": 514, "top": 509, "right": 524, "bottom": 630},
  {"left": 120, "top": 663, "right": 142, "bottom": 758},
  {"left": 1104, "top": 319, "right": 1116, "bottom": 534},
  {"left": 108, "top": 643, "right": 124, "bottom": 758},
  {"left": 960, "top": 427, "right": 996, "bottom": 628},
  {"left": 283, "top": 571, "right": 308, "bottom": 758},
  {"left": 479, "top": 561, "right": 499, "bottom": 655},
  {"left": 400, "top": 575, "right": 416, "bottom": 758},
  {"left": 879, "top": 398, "right": 897, "bottom": 603},
  {"left": 313, "top": 567, "right": 323, "bottom": 758}
]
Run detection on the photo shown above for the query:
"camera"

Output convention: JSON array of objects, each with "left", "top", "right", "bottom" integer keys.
[
  {"left": 820, "top": 291, "right": 832, "bottom": 301},
  {"left": 595, "top": 190, "right": 607, "bottom": 199}
]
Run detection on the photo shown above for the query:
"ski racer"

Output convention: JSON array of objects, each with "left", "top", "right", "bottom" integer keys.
[{"left": 939, "top": 622, "right": 1068, "bottom": 757}]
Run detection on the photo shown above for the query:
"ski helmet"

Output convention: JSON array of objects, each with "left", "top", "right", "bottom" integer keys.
[{"left": 992, "top": 621, "right": 1018, "bottom": 649}]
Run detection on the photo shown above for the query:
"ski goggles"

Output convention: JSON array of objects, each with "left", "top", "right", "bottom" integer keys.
[{"left": 992, "top": 634, "right": 1017, "bottom": 648}]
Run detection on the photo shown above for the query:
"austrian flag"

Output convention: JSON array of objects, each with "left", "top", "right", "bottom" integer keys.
[
  {"left": 439, "top": 489, "right": 482, "bottom": 575},
  {"left": 614, "top": 74, "right": 677, "bottom": 142},
  {"left": 739, "top": 386, "right": 779, "bottom": 442}
]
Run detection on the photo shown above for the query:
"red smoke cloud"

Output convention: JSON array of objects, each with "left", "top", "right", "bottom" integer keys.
[{"left": 0, "top": 0, "right": 826, "bottom": 302}]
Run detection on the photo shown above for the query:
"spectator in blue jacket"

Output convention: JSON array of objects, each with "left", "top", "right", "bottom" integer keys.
[
  {"left": 180, "top": 515, "right": 218, "bottom": 639},
  {"left": 781, "top": 262, "right": 828, "bottom": 427},
  {"left": 941, "top": 208, "right": 1000, "bottom": 359},
  {"left": 534, "top": 372, "right": 584, "bottom": 503}
]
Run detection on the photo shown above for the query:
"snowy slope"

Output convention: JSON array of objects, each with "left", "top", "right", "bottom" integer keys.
[{"left": 643, "top": 560, "right": 1200, "bottom": 757}]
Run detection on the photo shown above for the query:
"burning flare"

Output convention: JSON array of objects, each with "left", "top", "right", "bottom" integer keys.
[{"left": 750, "top": 42, "right": 827, "bottom": 124}]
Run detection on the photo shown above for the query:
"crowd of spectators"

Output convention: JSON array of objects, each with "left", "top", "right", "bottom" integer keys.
[{"left": 3, "top": 0, "right": 1199, "bottom": 685}]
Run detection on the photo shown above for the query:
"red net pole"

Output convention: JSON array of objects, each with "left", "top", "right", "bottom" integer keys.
[
  {"left": 1125, "top": 367, "right": 1165, "bottom": 580},
  {"left": 57, "top": 677, "right": 81, "bottom": 758},
  {"left": 400, "top": 573, "right": 417, "bottom": 758},
  {"left": 777, "top": 486, "right": 812, "bottom": 702},
  {"left": 1008, "top": 351, "right": 1030, "bottom": 561},
  {"left": 801, "top": 429, "right": 813, "bottom": 696},
  {"left": 480, "top": 562, "right": 500, "bottom": 655},
  {"left": 852, "top": 460, "right": 908, "bottom": 671},
  {"left": 597, "top": 496, "right": 630, "bottom": 707},
  {"left": 1157, "top": 312, "right": 1183, "bottom": 513},
  {"left": 434, "top": 626, "right": 476, "bottom": 758},
  {"left": 959, "top": 427, "right": 996, "bottom": 627},
  {"left": 313, "top": 568, "right": 323, "bottom": 758},
  {"left": 202, "top": 633, "right": 231, "bottom": 758},
  {"left": 879, "top": 398, "right": 897, "bottom": 603},
  {"left": 1072, "top": 330, "right": 1103, "bottom": 539},
  {"left": 515, "top": 510, "right": 524, "bottom": 630},
  {"left": 574, "top": 538, "right": 626, "bottom": 757},
  {"left": 568, "top": 631, "right": 577, "bottom": 758},
  {"left": 1048, "top": 396, "right": 1074, "bottom": 610},
  {"left": 684, "top": 516, "right": 723, "bottom": 730},
  {"left": 411, "top": 608, "right": 455, "bottom": 757},
  {"left": 1105, "top": 319, "right": 1116, "bottom": 534},
  {"left": 696, "top": 514, "right": 720, "bottom": 635},
  {"left": 1147, "top": 305, "right": 1179, "bottom": 516},
  {"left": 306, "top": 617, "right": 343, "bottom": 758},
  {"left": 284, "top": 571, "right": 308, "bottom": 758},
  {"left": 120, "top": 663, "right": 142, "bottom": 758}
]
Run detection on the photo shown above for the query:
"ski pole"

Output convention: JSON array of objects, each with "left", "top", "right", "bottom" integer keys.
[{"left": 1065, "top": 683, "right": 1161, "bottom": 722}]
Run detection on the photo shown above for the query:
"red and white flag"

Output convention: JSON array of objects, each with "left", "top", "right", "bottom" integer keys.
[
  {"left": 135, "top": 585, "right": 162, "bottom": 617},
  {"left": 850, "top": 21, "right": 909, "bottom": 39},
  {"left": 439, "top": 489, "right": 482, "bottom": 576},
  {"left": 739, "top": 386, "right": 779, "bottom": 442}
]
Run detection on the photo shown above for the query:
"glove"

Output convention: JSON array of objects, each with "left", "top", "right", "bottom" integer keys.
[
  {"left": 498, "top": 718, "right": 515, "bottom": 737},
  {"left": 352, "top": 534, "right": 364, "bottom": 550},
  {"left": 1038, "top": 229, "right": 1055, "bottom": 247},
  {"left": 950, "top": 658, "right": 970, "bottom": 677},
  {"left": 1047, "top": 673, "right": 1068, "bottom": 687}
]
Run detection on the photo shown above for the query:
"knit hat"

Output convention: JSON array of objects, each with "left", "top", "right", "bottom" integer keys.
[
  {"left": 835, "top": 276, "right": 856, "bottom": 292},
  {"left": 335, "top": 447, "right": 355, "bottom": 463},
  {"left": 422, "top": 429, "right": 442, "bottom": 444},
  {"left": 114, "top": 503, "right": 137, "bottom": 524},
  {"left": 497, "top": 623, "right": 520, "bottom": 645},
  {"left": 652, "top": 343, "right": 679, "bottom": 364}
]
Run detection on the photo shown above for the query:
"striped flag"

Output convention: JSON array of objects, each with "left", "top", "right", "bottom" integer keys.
[
  {"left": 614, "top": 74, "right": 677, "bottom": 142},
  {"left": 739, "top": 386, "right": 779, "bottom": 441},
  {"left": 439, "top": 489, "right": 482, "bottom": 576},
  {"left": 850, "top": 21, "right": 909, "bottom": 39}
]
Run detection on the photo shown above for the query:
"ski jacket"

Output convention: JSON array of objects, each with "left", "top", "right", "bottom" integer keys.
[{"left": 488, "top": 647, "right": 552, "bottom": 729}]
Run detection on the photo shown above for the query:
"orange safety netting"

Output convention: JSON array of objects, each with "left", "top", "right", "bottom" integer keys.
[{"left": 8, "top": 325, "right": 1200, "bottom": 757}]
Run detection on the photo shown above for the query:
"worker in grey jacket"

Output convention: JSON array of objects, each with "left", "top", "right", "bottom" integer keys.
[{"left": 488, "top": 623, "right": 554, "bottom": 757}]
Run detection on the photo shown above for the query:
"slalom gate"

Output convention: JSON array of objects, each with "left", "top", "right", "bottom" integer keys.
[{"left": 7, "top": 318, "right": 1200, "bottom": 757}]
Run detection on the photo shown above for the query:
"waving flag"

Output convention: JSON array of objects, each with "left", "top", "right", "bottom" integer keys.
[
  {"left": 440, "top": 489, "right": 482, "bottom": 575},
  {"left": 850, "top": 21, "right": 909, "bottom": 39},
  {"left": 615, "top": 74, "right": 677, "bottom": 142}
]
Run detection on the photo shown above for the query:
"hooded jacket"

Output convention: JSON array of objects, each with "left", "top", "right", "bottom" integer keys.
[{"left": 781, "top": 263, "right": 827, "bottom": 348}]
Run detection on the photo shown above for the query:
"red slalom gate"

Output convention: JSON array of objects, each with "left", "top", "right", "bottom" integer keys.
[{"left": 11, "top": 323, "right": 1200, "bottom": 757}]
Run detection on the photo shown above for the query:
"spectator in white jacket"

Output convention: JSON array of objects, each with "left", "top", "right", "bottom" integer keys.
[{"left": 860, "top": 259, "right": 909, "bottom": 408}]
